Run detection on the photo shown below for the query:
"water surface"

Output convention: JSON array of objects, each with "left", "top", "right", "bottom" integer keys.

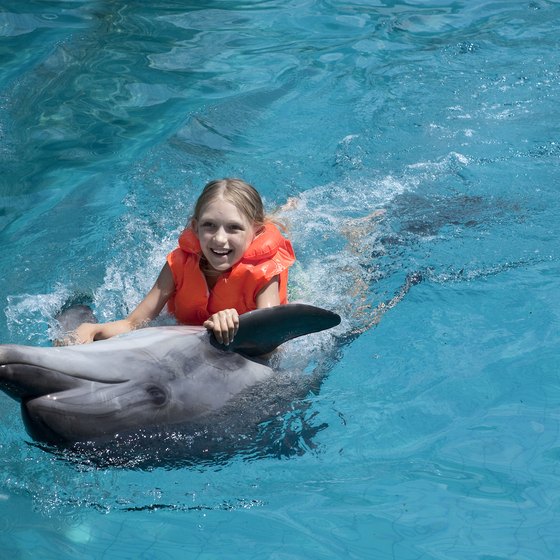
[{"left": 1, "top": 1, "right": 559, "bottom": 558}]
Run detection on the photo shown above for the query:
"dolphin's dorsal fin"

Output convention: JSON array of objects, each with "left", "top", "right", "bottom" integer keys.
[{"left": 211, "top": 304, "right": 341, "bottom": 357}]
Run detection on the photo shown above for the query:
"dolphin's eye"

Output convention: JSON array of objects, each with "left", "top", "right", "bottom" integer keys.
[{"left": 145, "top": 385, "right": 167, "bottom": 406}]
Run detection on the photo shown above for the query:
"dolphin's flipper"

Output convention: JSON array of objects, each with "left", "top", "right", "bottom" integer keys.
[{"left": 212, "top": 304, "right": 341, "bottom": 357}]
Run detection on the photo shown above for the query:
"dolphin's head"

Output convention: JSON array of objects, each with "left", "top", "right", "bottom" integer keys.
[{"left": 27, "top": 349, "right": 272, "bottom": 443}]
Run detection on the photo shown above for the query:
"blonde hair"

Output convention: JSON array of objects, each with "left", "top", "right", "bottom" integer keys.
[{"left": 191, "top": 178, "right": 266, "bottom": 231}]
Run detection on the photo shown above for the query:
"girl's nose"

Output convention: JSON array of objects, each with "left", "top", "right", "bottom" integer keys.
[{"left": 213, "top": 227, "right": 227, "bottom": 244}]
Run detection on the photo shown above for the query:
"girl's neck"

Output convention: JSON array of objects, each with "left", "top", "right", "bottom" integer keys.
[{"left": 200, "top": 258, "right": 224, "bottom": 289}]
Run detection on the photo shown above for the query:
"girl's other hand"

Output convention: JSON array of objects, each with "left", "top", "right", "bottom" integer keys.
[
  {"left": 203, "top": 308, "right": 239, "bottom": 346},
  {"left": 73, "top": 322, "right": 101, "bottom": 344},
  {"left": 54, "top": 322, "right": 100, "bottom": 346}
]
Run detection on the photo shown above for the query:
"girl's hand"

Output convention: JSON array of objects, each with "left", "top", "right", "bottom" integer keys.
[
  {"left": 73, "top": 322, "right": 102, "bottom": 344},
  {"left": 203, "top": 308, "right": 239, "bottom": 346},
  {"left": 54, "top": 322, "right": 100, "bottom": 346}
]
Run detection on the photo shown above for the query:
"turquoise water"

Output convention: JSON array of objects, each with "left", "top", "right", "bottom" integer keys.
[{"left": 1, "top": 0, "right": 560, "bottom": 557}]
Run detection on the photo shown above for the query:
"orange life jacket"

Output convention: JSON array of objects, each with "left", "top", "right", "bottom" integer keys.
[{"left": 166, "top": 223, "right": 295, "bottom": 325}]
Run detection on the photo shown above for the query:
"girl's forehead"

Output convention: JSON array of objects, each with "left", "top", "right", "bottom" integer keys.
[{"left": 198, "top": 197, "right": 250, "bottom": 223}]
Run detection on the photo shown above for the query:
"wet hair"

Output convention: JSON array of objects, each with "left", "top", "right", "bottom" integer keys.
[{"left": 191, "top": 178, "right": 266, "bottom": 231}]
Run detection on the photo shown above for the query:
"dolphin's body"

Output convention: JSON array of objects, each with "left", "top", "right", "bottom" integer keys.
[{"left": 0, "top": 304, "right": 340, "bottom": 446}]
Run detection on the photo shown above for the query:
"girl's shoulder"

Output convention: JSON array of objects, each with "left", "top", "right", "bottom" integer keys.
[{"left": 244, "top": 223, "right": 292, "bottom": 263}]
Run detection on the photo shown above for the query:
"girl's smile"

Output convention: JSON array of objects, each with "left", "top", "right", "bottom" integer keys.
[{"left": 193, "top": 198, "right": 256, "bottom": 273}]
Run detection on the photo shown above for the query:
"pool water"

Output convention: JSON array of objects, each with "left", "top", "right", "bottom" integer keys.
[{"left": 1, "top": 0, "right": 560, "bottom": 558}]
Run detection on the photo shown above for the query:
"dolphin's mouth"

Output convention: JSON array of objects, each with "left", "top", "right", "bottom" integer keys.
[
  {"left": 21, "top": 398, "right": 66, "bottom": 444},
  {"left": 0, "top": 363, "right": 122, "bottom": 401}
]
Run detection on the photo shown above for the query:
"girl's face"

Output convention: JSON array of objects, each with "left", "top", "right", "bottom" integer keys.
[{"left": 193, "top": 197, "right": 256, "bottom": 273}]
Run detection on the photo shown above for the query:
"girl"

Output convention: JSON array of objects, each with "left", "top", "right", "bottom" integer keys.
[{"left": 73, "top": 178, "right": 295, "bottom": 346}]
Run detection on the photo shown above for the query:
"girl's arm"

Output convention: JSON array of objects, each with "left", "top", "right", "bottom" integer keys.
[
  {"left": 73, "top": 263, "right": 176, "bottom": 344},
  {"left": 255, "top": 276, "right": 281, "bottom": 309},
  {"left": 203, "top": 276, "right": 280, "bottom": 346}
]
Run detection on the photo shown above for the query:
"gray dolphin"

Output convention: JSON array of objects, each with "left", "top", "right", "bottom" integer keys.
[{"left": 0, "top": 304, "right": 340, "bottom": 446}]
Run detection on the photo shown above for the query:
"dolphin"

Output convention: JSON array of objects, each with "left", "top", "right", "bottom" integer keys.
[{"left": 0, "top": 304, "right": 340, "bottom": 446}]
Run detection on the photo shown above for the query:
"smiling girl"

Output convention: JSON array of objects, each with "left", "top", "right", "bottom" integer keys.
[{"left": 73, "top": 179, "right": 295, "bottom": 346}]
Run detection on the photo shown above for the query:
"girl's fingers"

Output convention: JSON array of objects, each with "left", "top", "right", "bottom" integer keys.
[
  {"left": 216, "top": 309, "right": 236, "bottom": 345},
  {"left": 206, "top": 309, "right": 239, "bottom": 345},
  {"left": 228, "top": 310, "right": 240, "bottom": 344}
]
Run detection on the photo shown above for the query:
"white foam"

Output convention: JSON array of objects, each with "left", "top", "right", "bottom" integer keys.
[
  {"left": 5, "top": 285, "right": 71, "bottom": 342},
  {"left": 275, "top": 174, "right": 414, "bottom": 335}
]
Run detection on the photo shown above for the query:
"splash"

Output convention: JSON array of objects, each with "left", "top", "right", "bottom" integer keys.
[{"left": 5, "top": 286, "right": 73, "bottom": 345}]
